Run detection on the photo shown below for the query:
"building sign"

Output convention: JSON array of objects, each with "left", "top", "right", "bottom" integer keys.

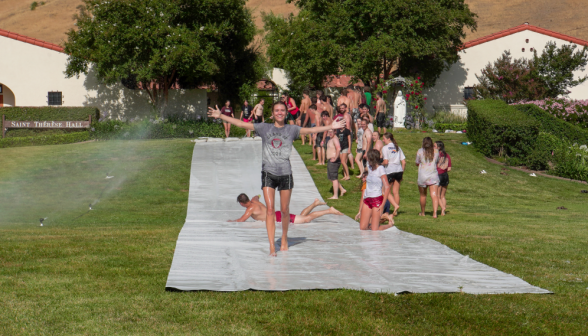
[{"left": 2, "top": 115, "right": 92, "bottom": 137}]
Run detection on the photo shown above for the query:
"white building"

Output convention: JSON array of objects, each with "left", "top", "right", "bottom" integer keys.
[
  {"left": 426, "top": 23, "right": 588, "bottom": 116},
  {"left": 0, "top": 28, "right": 207, "bottom": 119}
]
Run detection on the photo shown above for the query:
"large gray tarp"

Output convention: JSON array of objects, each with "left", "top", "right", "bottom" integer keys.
[{"left": 166, "top": 139, "right": 550, "bottom": 294}]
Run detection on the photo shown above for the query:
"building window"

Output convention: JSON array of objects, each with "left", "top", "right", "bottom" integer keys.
[
  {"left": 464, "top": 87, "right": 474, "bottom": 100},
  {"left": 48, "top": 91, "right": 62, "bottom": 106},
  {"left": 0, "top": 84, "right": 3, "bottom": 93}
]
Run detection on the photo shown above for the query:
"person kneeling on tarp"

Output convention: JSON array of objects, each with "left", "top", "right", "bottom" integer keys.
[{"left": 229, "top": 194, "right": 343, "bottom": 224}]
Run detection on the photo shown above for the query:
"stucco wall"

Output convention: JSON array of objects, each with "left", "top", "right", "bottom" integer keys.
[
  {"left": 426, "top": 30, "right": 588, "bottom": 113},
  {"left": 0, "top": 35, "right": 207, "bottom": 119}
]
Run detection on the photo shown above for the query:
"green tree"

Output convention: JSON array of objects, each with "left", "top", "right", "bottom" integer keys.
[
  {"left": 263, "top": 0, "right": 477, "bottom": 93},
  {"left": 64, "top": 0, "right": 263, "bottom": 115},
  {"left": 532, "top": 41, "right": 588, "bottom": 98},
  {"left": 473, "top": 51, "right": 547, "bottom": 103}
]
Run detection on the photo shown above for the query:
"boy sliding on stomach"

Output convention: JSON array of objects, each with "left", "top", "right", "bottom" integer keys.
[
  {"left": 229, "top": 194, "right": 343, "bottom": 224},
  {"left": 208, "top": 102, "right": 346, "bottom": 256}
]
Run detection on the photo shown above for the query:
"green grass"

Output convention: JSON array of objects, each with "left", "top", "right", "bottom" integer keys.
[{"left": 0, "top": 136, "right": 587, "bottom": 335}]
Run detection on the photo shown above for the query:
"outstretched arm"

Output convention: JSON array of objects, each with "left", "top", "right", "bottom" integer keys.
[
  {"left": 300, "top": 119, "right": 346, "bottom": 135},
  {"left": 208, "top": 106, "right": 255, "bottom": 130},
  {"left": 228, "top": 207, "right": 254, "bottom": 222}
]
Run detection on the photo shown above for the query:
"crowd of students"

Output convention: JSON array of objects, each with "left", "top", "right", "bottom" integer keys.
[
  {"left": 278, "top": 88, "right": 453, "bottom": 231},
  {"left": 215, "top": 87, "right": 453, "bottom": 236}
]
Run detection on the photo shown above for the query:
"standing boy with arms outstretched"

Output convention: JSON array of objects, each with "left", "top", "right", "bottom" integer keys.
[{"left": 208, "top": 102, "right": 346, "bottom": 256}]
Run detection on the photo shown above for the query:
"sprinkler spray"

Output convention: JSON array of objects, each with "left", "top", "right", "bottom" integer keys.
[
  {"left": 39, "top": 218, "right": 46, "bottom": 227},
  {"left": 89, "top": 203, "right": 93, "bottom": 210}
]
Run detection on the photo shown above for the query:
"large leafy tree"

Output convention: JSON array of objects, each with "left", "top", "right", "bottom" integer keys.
[
  {"left": 64, "top": 0, "right": 263, "bottom": 115},
  {"left": 263, "top": 0, "right": 477, "bottom": 92},
  {"left": 532, "top": 41, "right": 588, "bottom": 98}
]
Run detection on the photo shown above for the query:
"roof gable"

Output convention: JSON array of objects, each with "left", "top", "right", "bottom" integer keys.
[
  {"left": 0, "top": 28, "right": 64, "bottom": 53},
  {"left": 462, "top": 24, "right": 588, "bottom": 50}
]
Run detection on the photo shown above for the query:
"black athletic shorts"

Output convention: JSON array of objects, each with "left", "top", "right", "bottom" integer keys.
[
  {"left": 286, "top": 112, "right": 299, "bottom": 122},
  {"left": 387, "top": 172, "right": 404, "bottom": 183},
  {"left": 315, "top": 133, "right": 323, "bottom": 148},
  {"left": 300, "top": 113, "right": 308, "bottom": 127},
  {"left": 376, "top": 112, "right": 386, "bottom": 127},
  {"left": 438, "top": 172, "right": 449, "bottom": 187},
  {"left": 254, "top": 115, "right": 263, "bottom": 123},
  {"left": 261, "top": 171, "right": 294, "bottom": 191}
]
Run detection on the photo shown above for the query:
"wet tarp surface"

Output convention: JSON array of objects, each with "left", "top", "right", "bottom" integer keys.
[{"left": 166, "top": 139, "right": 550, "bottom": 294}]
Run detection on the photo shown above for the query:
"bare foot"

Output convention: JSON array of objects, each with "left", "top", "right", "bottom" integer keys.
[
  {"left": 329, "top": 207, "right": 343, "bottom": 216},
  {"left": 418, "top": 212, "right": 425, "bottom": 216},
  {"left": 355, "top": 175, "right": 363, "bottom": 178},
  {"left": 393, "top": 206, "right": 400, "bottom": 217},
  {"left": 342, "top": 176, "right": 350, "bottom": 181},
  {"left": 280, "top": 241, "right": 288, "bottom": 252},
  {"left": 269, "top": 247, "right": 277, "bottom": 257},
  {"left": 340, "top": 188, "right": 347, "bottom": 197},
  {"left": 314, "top": 198, "right": 327, "bottom": 206},
  {"left": 433, "top": 213, "right": 438, "bottom": 219},
  {"left": 328, "top": 196, "right": 339, "bottom": 200},
  {"left": 441, "top": 210, "right": 446, "bottom": 216}
]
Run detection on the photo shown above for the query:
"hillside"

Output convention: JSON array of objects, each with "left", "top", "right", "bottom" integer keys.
[{"left": 0, "top": 0, "right": 586, "bottom": 47}]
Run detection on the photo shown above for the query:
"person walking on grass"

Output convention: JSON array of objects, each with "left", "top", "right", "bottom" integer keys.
[
  {"left": 358, "top": 149, "right": 393, "bottom": 231},
  {"left": 336, "top": 123, "right": 352, "bottom": 181},
  {"left": 326, "top": 129, "right": 346, "bottom": 199},
  {"left": 241, "top": 100, "right": 253, "bottom": 137},
  {"left": 382, "top": 133, "right": 406, "bottom": 216},
  {"left": 299, "top": 90, "right": 312, "bottom": 144},
  {"left": 375, "top": 92, "right": 388, "bottom": 134},
  {"left": 208, "top": 102, "right": 346, "bottom": 256},
  {"left": 435, "top": 140, "right": 452, "bottom": 216},
  {"left": 319, "top": 111, "right": 333, "bottom": 165},
  {"left": 220, "top": 100, "right": 234, "bottom": 138},
  {"left": 283, "top": 93, "right": 299, "bottom": 126},
  {"left": 416, "top": 137, "right": 440, "bottom": 218}
]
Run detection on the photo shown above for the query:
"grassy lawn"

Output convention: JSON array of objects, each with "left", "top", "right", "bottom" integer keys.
[{"left": 0, "top": 136, "right": 587, "bottom": 335}]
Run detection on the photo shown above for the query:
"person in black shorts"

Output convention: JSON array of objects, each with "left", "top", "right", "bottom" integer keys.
[
  {"left": 435, "top": 141, "right": 452, "bottom": 216},
  {"left": 241, "top": 100, "right": 253, "bottom": 137},
  {"left": 208, "top": 101, "right": 346, "bottom": 256}
]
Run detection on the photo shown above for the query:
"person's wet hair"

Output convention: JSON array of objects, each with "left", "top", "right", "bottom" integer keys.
[
  {"left": 303, "top": 89, "right": 310, "bottom": 95},
  {"left": 377, "top": 92, "right": 382, "bottom": 98},
  {"left": 273, "top": 101, "right": 288, "bottom": 112},
  {"left": 359, "top": 103, "right": 368, "bottom": 109},
  {"left": 422, "top": 137, "right": 435, "bottom": 162},
  {"left": 367, "top": 149, "right": 381, "bottom": 169},
  {"left": 321, "top": 111, "right": 330, "bottom": 117},
  {"left": 436, "top": 140, "right": 447, "bottom": 164},
  {"left": 311, "top": 97, "right": 318, "bottom": 104},
  {"left": 309, "top": 104, "right": 317, "bottom": 110},
  {"left": 383, "top": 132, "right": 398, "bottom": 149},
  {"left": 237, "top": 193, "right": 250, "bottom": 204}
]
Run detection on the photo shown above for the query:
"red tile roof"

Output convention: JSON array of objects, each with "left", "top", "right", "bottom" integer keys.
[
  {"left": 462, "top": 23, "right": 588, "bottom": 50},
  {"left": 0, "top": 28, "right": 64, "bottom": 52}
]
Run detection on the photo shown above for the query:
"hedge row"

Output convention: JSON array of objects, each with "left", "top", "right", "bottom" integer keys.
[
  {"left": 466, "top": 100, "right": 540, "bottom": 160},
  {"left": 0, "top": 107, "right": 100, "bottom": 121},
  {"left": 89, "top": 119, "right": 246, "bottom": 140},
  {"left": 514, "top": 104, "right": 588, "bottom": 145},
  {"left": 0, "top": 132, "right": 90, "bottom": 149}
]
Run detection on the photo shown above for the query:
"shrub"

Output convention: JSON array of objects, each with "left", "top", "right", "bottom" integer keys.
[
  {"left": 1, "top": 107, "right": 99, "bottom": 122},
  {"left": 513, "top": 99, "right": 588, "bottom": 129},
  {"left": 0, "top": 132, "right": 89, "bottom": 149},
  {"left": 90, "top": 117, "right": 246, "bottom": 140},
  {"left": 553, "top": 142, "right": 588, "bottom": 182},
  {"left": 526, "top": 132, "right": 562, "bottom": 170},
  {"left": 513, "top": 103, "right": 588, "bottom": 144},
  {"left": 466, "top": 100, "right": 540, "bottom": 160}
]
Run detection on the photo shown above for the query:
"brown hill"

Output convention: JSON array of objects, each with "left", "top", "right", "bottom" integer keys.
[{"left": 0, "top": 0, "right": 586, "bottom": 46}]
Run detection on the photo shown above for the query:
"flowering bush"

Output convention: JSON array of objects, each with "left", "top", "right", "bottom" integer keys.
[
  {"left": 381, "top": 76, "right": 428, "bottom": 128},
  {"left": 512, "top": 98, "right": 588, "bottom": 129}
]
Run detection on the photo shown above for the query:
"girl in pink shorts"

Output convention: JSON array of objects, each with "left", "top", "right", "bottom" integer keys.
[{"left": 358, "top": 149, "right": 393, "bottom": 231}]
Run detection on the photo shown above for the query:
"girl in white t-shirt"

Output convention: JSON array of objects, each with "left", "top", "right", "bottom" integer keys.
[
  {"left": 358, "top": 149, "right": 393, "bottom": 231},
  {"left": 415, "top": 137, "right": 440, "bottom": 218}
]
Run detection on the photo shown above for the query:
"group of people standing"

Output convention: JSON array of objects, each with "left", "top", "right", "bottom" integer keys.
[{"left": 218, "top": 99, "right": 266, "bottom": 138}]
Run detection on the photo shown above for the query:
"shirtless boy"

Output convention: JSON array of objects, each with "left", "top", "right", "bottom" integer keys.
[
  {"left": 347, "top": 86, "right": 360, "bottom": 135},
  {"left": 321, "top": 95, "right": 333, "bottom": 119},
  {"left": 375, "top": 92, "right": 388, "bottom": 134},
  {"left": 326, "top": 129, "right": 347, "bottom": 199},
  {"left": 337, "top": 89, "right": 350, "bottom": 109},
  {"left": 362, "top": 118, "right": 373, "bottom": 161},
  {"left": 318, "top": 111, "right": 332, "bottom": 165},
  {"left": 299, "top": 90, "right": 312, "bottom": 144},
  {"left": 253, "top": 99, "right": 265, "bottom": 124},
  {"left": 372, "top": 131, "right": 384, "bottom": 153},
  {"left": 229, "top": 194, "right": 343, "bottom": 224}
]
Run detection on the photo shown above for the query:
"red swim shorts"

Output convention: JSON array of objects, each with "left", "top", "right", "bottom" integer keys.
[
  {"left": 243, "top": 118, "right": 252, "bottom": 123},
  {"left": 363, "top": 195, "right": 384, "bottom": 209},
  {"left": 275, "top": 211, "right": 296, "bottom": 223}
]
